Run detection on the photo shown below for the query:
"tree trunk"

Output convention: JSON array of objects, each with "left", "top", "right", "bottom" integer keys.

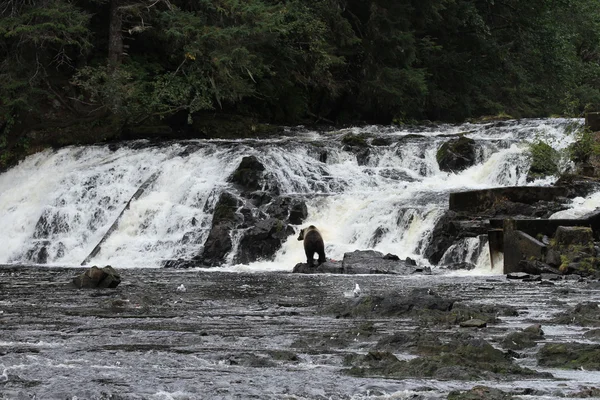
[{"left": 108, "top": 0, "right": 123, "bottom": 68}]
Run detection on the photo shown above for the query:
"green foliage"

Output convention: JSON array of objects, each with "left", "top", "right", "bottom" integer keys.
[
  {"left": 569, "top": 127, "right": 600, "bottom": 164},
  {"left": 1, "top": 0, "right": 600, "bottom": 154}
]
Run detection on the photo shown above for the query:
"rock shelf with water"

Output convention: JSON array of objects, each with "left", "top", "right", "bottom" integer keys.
[{"left": 1, "top": 266, "right": 600, "bottom": 399}]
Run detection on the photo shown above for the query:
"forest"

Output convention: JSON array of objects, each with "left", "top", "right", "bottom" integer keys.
[{"left": 1, "top": 0, "right": 600, "bottom": 168}]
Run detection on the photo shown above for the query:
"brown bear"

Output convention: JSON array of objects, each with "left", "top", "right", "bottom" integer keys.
[{"left": 297, "top": 225, "right": 326, "bottom": 267}]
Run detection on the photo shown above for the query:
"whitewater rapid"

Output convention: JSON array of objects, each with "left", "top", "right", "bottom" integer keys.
[{"left": 0, "top": 119, "right": 584, "bottom": 270}]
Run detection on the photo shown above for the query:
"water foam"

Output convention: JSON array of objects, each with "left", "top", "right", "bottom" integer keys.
[{"left": 0, "top": 119, "right": 583, "bottom": 270}]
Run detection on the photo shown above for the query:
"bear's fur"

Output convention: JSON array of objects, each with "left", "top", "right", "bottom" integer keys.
[{"left": 297, "top": 225, "right": 326, "bottom": 266}]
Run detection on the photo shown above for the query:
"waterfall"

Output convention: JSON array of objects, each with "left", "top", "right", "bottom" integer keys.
[{"left": 0, "top": 118, "right": 581, "bottom": 270}]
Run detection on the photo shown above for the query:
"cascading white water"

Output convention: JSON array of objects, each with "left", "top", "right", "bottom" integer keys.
[{"left": 0, "top": 118, "right": 582, "bottom": 270}]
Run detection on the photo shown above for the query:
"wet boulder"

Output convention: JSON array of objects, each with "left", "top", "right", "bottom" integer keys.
[
  {"left": 554, "top": 226, "right": 593, "bottom": 247},
  {"left": 341, "top": 250, "right": 418, "bottom": 274},
  {"left": 199, "top": 191, "right": 241, "bottom": 267},
  {"left": 228, "top": 155, "right": 266, "bottom": 191},
  {"left": 342, "top": 134, "right": 371, "bottom": 165},
  {"left": 73, "top": 266, "right": 121, "bottom": 289},
  {"left": 537, "top": 343, "right": 600, "bottom": 370},
  {"left": 293, "top": 260, "right": 342, "bottom": 274},
  {"left": 235, "top": 218, "right": 294, "bottom": 264},
  {"left": 551, "top": 302, "right": 600, "bottom": 326},
  {"left": 448, "top": 386, "right": 515, "bottom": 400},
  {"left": 436, "top": 136, "right": 477, "bottom": 172},
  {"left": 265, "top": 197, "right": 308, "bottom": 225},
  {"left": 423, "top": 210, "right": 459, "bottom": 265},
  {"left": 501, "top": 324, "right": 544, "bottom": 350},
  {"left": 345, "top": 336, "right": 545, "bottom": 381},
  {"left": 330, "top": 288, "right": 455, "bottom": 318}
]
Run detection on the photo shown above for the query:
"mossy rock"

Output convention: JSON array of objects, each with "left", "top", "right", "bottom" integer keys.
[
  {"left": 228, "top": 156, "right": 266, "bottom": 191},
  {"left": 448, "top": 386, "right": 515, "bottom": 400},
  {"left": 551, "top": 302, "right": 600, "bottom": 326},
  {"left": 501, "top": 325, "right": 544, "bottom": 350},
  {"left": 341, "top": 133, "right": 369, "bottom": 147},
  {"left": 537, "top": 343, "right": 600, "bottom": 370},
  {"left": 212, "top": 192, "right": 240, "bottom": 224},
  {"left": 345, "top": 337, "right": 545, "bottom": 380},
  {"left": 527, "top": 141, "right": 560, "bottom": 180}
]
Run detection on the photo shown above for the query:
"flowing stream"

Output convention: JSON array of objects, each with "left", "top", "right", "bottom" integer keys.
[{"left": 0, "top": 119, "right": 583, "bottom": 271}]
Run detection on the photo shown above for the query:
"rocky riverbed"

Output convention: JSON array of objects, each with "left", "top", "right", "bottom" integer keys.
[{"left": 1, "top": 266, "right": 600, "bottom": 399}]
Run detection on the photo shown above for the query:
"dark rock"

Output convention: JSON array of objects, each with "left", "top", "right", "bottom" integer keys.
[
  {"left": 345, "top": 336, "right": 545, "bottom": 380},
  {"left": 545, "top": 249, "right": 562, "bottom": 268},
  {"left": 450, "top": 186, "right": 569, "bottom": 214},
  {"left": 228, "top": 156, "right": 266, "bottom": 191},
  {"left": 330, "top": 288, "right": 455, "bottom": 318},
  {"left": 437, "top": 136, "right": 477, "bottom": 172},
  {"left": 235, "top": 218, "right": 294, "bottom": 264},
  {"left": 540, "top": 273, "right": 561, "bottom": 281},
  {"left": 375, "top": 331, "right": 442, "bottom": 353},
  {"left": 248, "top": 191, "right": 272, "bottom": 208},
  {"left": 448, "top": 386, "right": 515, "bottom": 400},
  {"left": 318, "top": 151, "right": 327, "bottom": 163},
  {"left": 517, "top": 260, "right": 560, "bottom": 275},
  {"left": 73, "top": 266, "right": 121, "bottom": 289},
  {"left": 341, "top": 134, "right": 368, "bottom": 147},
  {"left": 265, "top": 197, "right": 308, "bottom": 225},
  {"left": 554, "top": 226, "right": 594, "bottom": 247},
  {"left": 446, "top": 262, "right": 477, "bottom": 271},
  {"left": 288, "top": 201, "right": 308, "bottom": 225},
  {"left": 405, "top": 257, "right": 417, "bottom": 266},
  {"left": 199, "top": 192, "right": 241, "bottom": 267},
  {"left": 342, "top": 250, "right": 417, "bottom": 274},
  {"left": 200, "top": 224, "right": 233, "bottom": 267},
  {"left": 371, "top": 137, "right": 392, "bottom": 146},
  {"left": 537, "top": 343, "right": 600, "bottom": 370},
  {"left": 583, "top": 329, "right": 600, "bottom": 339},
  {"left": 382, "top": 253, "right": 400, "bottom": 261},
  {"left": 501, "top": 325, "right": 544, "bottom": 350},
  {"left": 460, "top": 319, "right": 487, "bottom": 328},
  {"left": 293, "top": 261, "right": 342, "bottom": 274},
  {"left": 423, "top": 210, "right": 459, "bottom": 265},
  {"left": 342, "top": 135, "right": 371, "bottom": 165},
  {"left": 25, "top": 241, "right": 50, "bottom": 264},
  {"left": 503, "top": 219, "right": 547, "bottom": 274},
  {"left": 552, "top": 302, "right": 600, "bottom": 326}
]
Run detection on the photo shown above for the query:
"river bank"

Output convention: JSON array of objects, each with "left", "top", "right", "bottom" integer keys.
[{"left": 1, "top": 266, "right": 599, "bottom": 399}]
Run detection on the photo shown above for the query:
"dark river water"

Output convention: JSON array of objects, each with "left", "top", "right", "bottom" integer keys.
[{"left": 1, "top": 266, "right": 599, "bottom": 399}]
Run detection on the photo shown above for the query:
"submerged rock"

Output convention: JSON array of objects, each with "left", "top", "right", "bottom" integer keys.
[
  {"left": 344, "top": 336, "right": 546, "bottom": 381},
  {"left": 329, "top": 288, "right": 455, "bottom": 318}
]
